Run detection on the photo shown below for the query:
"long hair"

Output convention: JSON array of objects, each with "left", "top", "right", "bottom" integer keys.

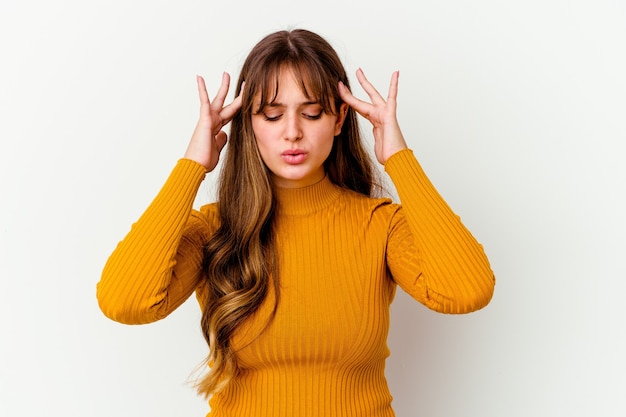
[{"left": 196, "top": 29, "right": 377, "bottom": 397}]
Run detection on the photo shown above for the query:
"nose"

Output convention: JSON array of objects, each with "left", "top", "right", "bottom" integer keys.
[{"left": 284, "top": 112, "right": 302, "bottom": 142}]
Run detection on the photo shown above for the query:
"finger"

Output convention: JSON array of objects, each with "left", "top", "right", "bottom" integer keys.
[
  {"left": 338, "top": 81, "right": 356, "bottom": 104},
  {"left": 219, "top": 92, "right": 243, "bottom": 124},
  {"left": 238, "top": 81, "right": 246, "bottom": 99},
  {"left": 196, "top": 75, "right": 210, "bottom": 106},
  {"left": 387, "top": 71, "right": 399, "bottom": 102},
  {"left": 355, "top": 68, "right": 385, "bottom": 104},
  {"left": 211, "top": 72, "right": 231, "bottom": 109},
  {"left": 338, "top": 81, "right": 373, "bottom": 118},
  {"left": 214, "top": 130, "right": 228, "bottom": 152}
]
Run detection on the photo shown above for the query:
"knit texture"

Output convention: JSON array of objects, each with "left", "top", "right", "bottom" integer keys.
[{"left": 97, "top": 149, "right": 495, "bottom": 417}]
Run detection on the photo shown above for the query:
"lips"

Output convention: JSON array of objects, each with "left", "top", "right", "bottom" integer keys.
[{"left": 281, "top": 149, "right": 307, "bottom": 165}]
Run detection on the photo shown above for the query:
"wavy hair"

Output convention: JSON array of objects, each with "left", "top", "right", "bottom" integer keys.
[{"left": 196, "top": 29, "right": 378, "bottom": 397}]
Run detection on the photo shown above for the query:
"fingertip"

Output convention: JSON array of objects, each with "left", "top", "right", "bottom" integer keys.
[
  {"left": 356, "top": 68, "right": 370, "bottom": 85},
  {"left": 235, "top": 81, "right": 246, "bottom": 100},
  {"left": 337, "top": 81, "right": 350, "bottom": 98}
]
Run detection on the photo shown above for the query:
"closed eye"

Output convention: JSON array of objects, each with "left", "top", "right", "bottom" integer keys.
[
  {"left": 304, "top": 112, "right": 323, "bottom": 120},
  {"left": 263, "top": 113, "right": 282, "bottom": 122},
  {"left": 262, "top": 112, "right": 323, "bottom": 121}
]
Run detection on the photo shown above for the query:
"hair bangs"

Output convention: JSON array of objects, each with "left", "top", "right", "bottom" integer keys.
[{"left": 249, "top": 58, "right": 339, "bottom": 116}]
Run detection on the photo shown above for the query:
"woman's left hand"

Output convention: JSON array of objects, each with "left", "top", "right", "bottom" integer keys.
[{"left": 338, "top": 69, "right": 408, "bottom": 165}]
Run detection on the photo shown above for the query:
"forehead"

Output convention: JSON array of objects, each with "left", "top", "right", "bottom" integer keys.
[
  {"left": 251, "top": 63, "right": 336, "bottom": 113},
  {"left": 269, "top": 71, "right": 317, "bottom": 103},
  {"left": 263, "top": 66, "right": 314, "bottom": 99}
]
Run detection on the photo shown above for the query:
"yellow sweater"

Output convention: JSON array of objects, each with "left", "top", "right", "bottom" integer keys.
[{"left": 97, "top": 149, "right": 495, "bottom": 417}]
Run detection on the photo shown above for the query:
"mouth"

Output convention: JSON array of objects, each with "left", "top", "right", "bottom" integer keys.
[
  {"left": 281, "top": 149, "right": 307, "bottom": 164},
  {"left": 282, "top": 149, "right": 305, "bottom": 156}
]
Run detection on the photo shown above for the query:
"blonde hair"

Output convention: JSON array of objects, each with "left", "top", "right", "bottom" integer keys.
[{"left": 196, "top": 29, "right": 377, "bottom": 397}]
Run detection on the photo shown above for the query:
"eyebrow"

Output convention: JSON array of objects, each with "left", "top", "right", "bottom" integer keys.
[{"left": 266, "top": 100, "right": 320, "bottom": 108}]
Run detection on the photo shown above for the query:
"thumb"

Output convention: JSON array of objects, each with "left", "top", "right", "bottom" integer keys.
[{"left": 214, "top": 130, "right": 228, "bottom": 152}]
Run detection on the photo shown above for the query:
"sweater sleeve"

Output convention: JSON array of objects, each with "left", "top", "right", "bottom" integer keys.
[
  {"left": 97, "top": 159, "right": 215, "bottom": 324},
  {"left": 384, "top": 149, "right": 495, "bottom": 314}
]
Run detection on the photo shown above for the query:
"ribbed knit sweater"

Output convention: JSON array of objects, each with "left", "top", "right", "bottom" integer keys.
[{"left": 97, "top": 149, "right": 495, "bottom": 417}]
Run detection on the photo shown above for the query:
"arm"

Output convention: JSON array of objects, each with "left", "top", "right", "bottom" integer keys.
[
  {"left": 340, "top": 69, "right": 494, "bottom": 313},
  {"left": 384, "top": 150, "right": 495, "bottom": 313},
  {"left": 97, "top": 160, "right": 211, "bottom": 324},
  {"left": 97, "top": 73, "right": 242, "bottom": 324}
]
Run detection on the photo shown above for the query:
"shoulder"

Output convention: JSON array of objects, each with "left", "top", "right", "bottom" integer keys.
[
  {"left": 198, "top": 201, "right": 219, "bottom": 218},
  {"left": 182, "top": 203, "right": 220, "bottom": 240},
  {"left": 339, "top": 188, "right": 402, "bottom": 222}
]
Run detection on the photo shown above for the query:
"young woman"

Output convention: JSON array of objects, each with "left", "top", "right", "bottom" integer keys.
[{"left": 98, "top": 29, "right": 495, "bottom": 417}]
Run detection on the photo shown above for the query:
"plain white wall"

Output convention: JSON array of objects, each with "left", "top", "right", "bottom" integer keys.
[{"left": 1, "top": 0, "right": 625, "bottom": 416}]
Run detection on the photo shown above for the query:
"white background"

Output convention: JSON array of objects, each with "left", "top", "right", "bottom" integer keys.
[{"left": 1, "top": 0, "right": 625, "bottom": 416}]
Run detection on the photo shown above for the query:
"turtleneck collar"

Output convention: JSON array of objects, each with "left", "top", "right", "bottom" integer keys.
[{"left": 274, "top": 175, "right": 343, "bottom": 216}]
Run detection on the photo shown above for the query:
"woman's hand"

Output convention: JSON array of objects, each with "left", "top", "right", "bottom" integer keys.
[
  {"left": 184, "top": 72, "right": 242, "bottom": 172},
  {"left": 338, "top": 69, "right": 407, "bottom": 165}
]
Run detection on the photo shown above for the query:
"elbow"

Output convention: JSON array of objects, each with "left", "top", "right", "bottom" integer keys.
[
  {"left": 96, "top": 284, "right": 136, "bottom": 324},
  {"left": 96, "top": 281, "right": 164, "bottom": 325},
  {"left": 468, "top": 274, "right": 495, "bottom": 312},
  {"left": 453, "top": 271, "right": 496, "bottom": 314},
  {"left": 423, "top": 271, "right": 496, "bottom": 314}
]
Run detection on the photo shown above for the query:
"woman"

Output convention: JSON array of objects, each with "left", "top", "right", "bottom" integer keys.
[{"left": 97, "top": 28, "right": 495, "bottom": 417}]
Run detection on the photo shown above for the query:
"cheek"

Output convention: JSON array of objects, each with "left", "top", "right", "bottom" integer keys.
[
  {"left": 251, "top": 119, "right": 262, "bottom": 141},
  {"left": 251, "top": 127, "right": 273, "bottom": 164},
  {"left": 315, "top": 123, "right": 339, "bottom": 149},
  {"left": 251, "top": 122, "right": 268, "bottom": 148}
]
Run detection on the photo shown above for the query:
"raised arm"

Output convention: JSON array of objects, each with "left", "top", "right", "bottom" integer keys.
[
  {"left": 384, "top": 150, "right": 495, "bottom": 313},
  {"left": 340, "top": 69, "right": 494, "bottom": 313},
  {"left": 97, "top": 74, "right": 242, "bottom": 324}
]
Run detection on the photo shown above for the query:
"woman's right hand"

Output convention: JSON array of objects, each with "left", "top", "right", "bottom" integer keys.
[{"left": 184, "top": 72, "right": 243, "bottom": 172}]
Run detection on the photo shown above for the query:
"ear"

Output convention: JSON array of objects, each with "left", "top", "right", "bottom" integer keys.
[{"left": 334, "top": 102, "right": 349, "bottom": 136}]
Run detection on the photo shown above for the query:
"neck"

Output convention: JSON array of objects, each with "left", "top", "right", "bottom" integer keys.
[{"left": 274, "top": 175, "right": 342, "bottom": 216}]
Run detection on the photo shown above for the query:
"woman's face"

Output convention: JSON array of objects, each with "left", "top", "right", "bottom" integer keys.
[{"left": 251, "top": 69, "right": 347, "bottom": 188}]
